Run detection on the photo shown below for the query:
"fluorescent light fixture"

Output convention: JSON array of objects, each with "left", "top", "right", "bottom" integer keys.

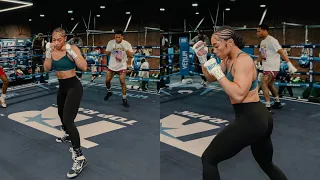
[
  {"left": 160, "top": 8, "right": 165, "bottom": 11},
  {"left": 68, "top": 10, "right": 73, "bottom": 14},
  {"left": 260, "top": 4, "right": 266, "bottom": 7},
  {"left": 225, "top": 8, "right": 230, "bottom": 11},
  {"left": 100, "top": 5, "right": 105, "bottom": 9},
  {"left": 0, "top": 0, "right": 33, "bottom": 13},
  {"left": 40, "top": 14, "right": 45, "bottom": 17},
  {"left": 192, "top": 3, "right": 198, "bottom": 7},
  {"left": 126, "top": 12, "right": 130, "bottom": 14},
  {"left": 96, "top": 14, "right": 100, "bottom": 17},
  {"left": 195, "top": 12, "right": 199, "bottom": 14}
]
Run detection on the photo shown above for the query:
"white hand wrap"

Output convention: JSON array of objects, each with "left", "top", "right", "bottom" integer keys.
[
  {"left": 45, "top": 42, "right": 53, "bottom": 59},
  {"left": 192, "top": 41, "right": 208, "bottom": 65},
  {"left": 66, "top": 44, "right": 78, "bottom": 59},
  {"left": 204, "top": 58, "right": 225, "bottom": 80},
  {"left": 287, "top": 62, "right": 297, "bottom": 73}
]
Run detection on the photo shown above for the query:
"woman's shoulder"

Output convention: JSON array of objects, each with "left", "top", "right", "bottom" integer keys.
[{"left": 234, "top": 53, "right": 254, "bottom": 67}]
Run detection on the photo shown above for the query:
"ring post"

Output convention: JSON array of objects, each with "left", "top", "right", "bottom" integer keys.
[{"left": 179, "top": 37, "right": 189, "bottom": 77}]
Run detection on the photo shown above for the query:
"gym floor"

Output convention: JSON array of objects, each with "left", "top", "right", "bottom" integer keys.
[
  {"left": 0, "top": 72, "right": 160, "bottom": 180},
  {"left": 160, "top": 76, "right": 320, "bottom": 180}
]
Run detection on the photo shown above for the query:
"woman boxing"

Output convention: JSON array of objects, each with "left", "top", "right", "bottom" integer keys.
[
  {"left": 43, "top": 27, "right": 88, "bottom": 179},
  {"left": 192, "top": 25, "right": 287, "bottom": 180}
]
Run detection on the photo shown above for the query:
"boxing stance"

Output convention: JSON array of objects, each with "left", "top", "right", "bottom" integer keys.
[
  {"left": 0, "top": 66, "right": 9, "bottom": 108},
  {"left": 43, "top": 27, "right": 88, "bottom": 179},
  {"left": 255, "top": 24, "right": 297, "bottom": 113},
  {"left": 104, "top": 30, "right": 133, "bottom": 107},
  {"left": 192, "top": 26, "right": 287, "bottom": 180}
]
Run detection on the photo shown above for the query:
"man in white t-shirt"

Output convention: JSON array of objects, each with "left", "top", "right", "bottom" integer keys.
[
  {"left": 104, "top": 30, "right": 133, "bottom": 107},
  {"left": 255, "top": 24, "right": 297, "bottom": 114}
]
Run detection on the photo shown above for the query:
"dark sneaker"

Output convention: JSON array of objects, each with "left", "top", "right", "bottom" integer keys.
[
  {"left": 267, "top": 107, "right": 274, "bottom": 114},
  {"left": 56, "top": 134, "right": 71, "bottom": 143},
  {"left": 122, "top": 99, "right": 129, "bottom": 108},
  {"left": 271, "top": 102, "right": 283, "bottom": 109},
  {"left": 104, "top": 92, "right": 112, "bottom": 101}
]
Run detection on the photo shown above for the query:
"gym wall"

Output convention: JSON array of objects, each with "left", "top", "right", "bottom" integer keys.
[
  {"left": 0, "top": 22, "right": 160, "bottom": 75},
  {"left": 0, "top": 24, "right": 31, "bottom": 38}
]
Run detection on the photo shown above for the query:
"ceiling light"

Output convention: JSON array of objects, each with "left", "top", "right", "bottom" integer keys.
[
  {"left": 192, "top": 3, "right": 198, "bottom": 7},
  {"left": 29, "top": 19, "right": 32, "bottom": 21},
  {"left": 0, "top": 0, "right": 33, "bottom": 13},
  {"left": 260, "top": 4, "right": 266, "bottom": 7},
  {"left": 195, "top": 12, "right": 199, "bottom": 14},
  {"left": 71, "top": 18, "right": 74, "bottom": 20},
  {"left": 40, "top": 14, "right": 45, "bottom": 17},
  {"left": 160, "top": 8, "right": 165, "bottom": 11},
  {"left": 68, "top": 10, "right": 73, "bottom": 14},
  {"left": 126, "top": 12, "right": 130, "bottom": 14},
  {"left": 96, "top": 14, "right": 100, "bottom": 17},
  {"left": 225, "top": 8, "right": 230, "bottom": 11},
  {"left": 100, "top": 5, "right": 105, "bottom": 9}
]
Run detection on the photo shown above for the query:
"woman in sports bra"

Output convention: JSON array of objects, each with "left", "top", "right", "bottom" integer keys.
[
  {"left": 43, "top": 27, "right": 88, "bottom": 179},
  {"left": 194, "top": 25, "right": 287, "bottom": 180}
]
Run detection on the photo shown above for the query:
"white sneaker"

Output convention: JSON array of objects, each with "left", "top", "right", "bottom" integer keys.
[
  {"left": 0, "top": 97, "right": 6, "bottom": 108},
  {"left": 67, "top": 148, "right": 87, "bottom": 179}
]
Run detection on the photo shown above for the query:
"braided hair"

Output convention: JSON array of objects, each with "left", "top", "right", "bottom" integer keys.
[{"left": 213, "top": 26, "right": 245, "bottom": 49}]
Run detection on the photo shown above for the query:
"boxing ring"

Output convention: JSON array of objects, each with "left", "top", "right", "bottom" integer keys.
[
  {"left": 0, "top": 39, "right": 160, "bottom": 179},
  {"left": 160, "top": 36, "right": 320, "bottom": 180}
]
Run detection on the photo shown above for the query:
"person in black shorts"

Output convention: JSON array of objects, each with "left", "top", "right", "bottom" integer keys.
[{"left": 192, "top": 25, "right": 287, "bottom": 180}]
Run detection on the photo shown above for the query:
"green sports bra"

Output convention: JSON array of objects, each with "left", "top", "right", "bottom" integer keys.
[
  {"left": 225, "top": 51, "right": 258, "bottom": 91},
  {"left": 52, "top": 52, "right": 76, "bottom": 71}
]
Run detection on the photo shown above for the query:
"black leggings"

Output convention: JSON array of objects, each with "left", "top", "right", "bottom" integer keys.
[
  {"left": 57, "top": 76, "right": 83, "bottom": 149},
  {"left": 202, "top": 101, "right": 287, "bottom": 180}
]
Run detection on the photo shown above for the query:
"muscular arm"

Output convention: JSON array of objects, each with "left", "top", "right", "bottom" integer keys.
[
  {"left": 105, "top": 41, "right": 112, "bottom": 56},
  {"left": 202, "top": 58, "right": 227, "bottom": 82},
  {"left": 126, "top": 50, "right": 133, "bottom": 59},
  {"left": 218, "top": 56, "right": 255, "bottom": 103},
  {"left": 71, "top": 45, "right": 87, "bottom": 71},
  {"left": 278, "top": 49, "right": 290, "bottom": 63},
  {"left": 43, "top": 58, "right": 52, "bottom": 72},
  {"left": 255, "top": 53, "right": 263, "bottom": 63},
  {"left": 129, "top": 57, "right": 134, "bottom": 67}
]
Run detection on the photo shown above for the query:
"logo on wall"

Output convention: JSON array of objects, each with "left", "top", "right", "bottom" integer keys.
[
  {"left": 160, "top": 110, "right": 229, "bottom": 157},
  {"left": 7, "top": 105, "right": 138, "bottom": 149}
]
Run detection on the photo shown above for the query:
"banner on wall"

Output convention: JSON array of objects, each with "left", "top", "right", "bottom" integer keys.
[
  {"left": 0, "top": 39, "right": 16, "bottom": 47},
  {"left": 0, "top": 38, "right": 32, "bottom": 47}
]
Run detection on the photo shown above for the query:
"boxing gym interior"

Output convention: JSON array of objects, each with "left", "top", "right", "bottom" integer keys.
[
  {"left": 1, "top": 0, "right": 320, "bottom": 179},
  {"left": 160, "top": 0, "right": 320, "bottom": 180},
  {"left": 0, "top": 0, "right": 159, "bottom": 179}
]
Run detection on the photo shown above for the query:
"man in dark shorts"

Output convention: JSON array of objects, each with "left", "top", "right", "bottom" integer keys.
[
  {"left": 104, "top": 30, "right": 133, "bottom": 107},
  {"left": 255, "top": 24, "right": 297, "bottom": 113}
]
